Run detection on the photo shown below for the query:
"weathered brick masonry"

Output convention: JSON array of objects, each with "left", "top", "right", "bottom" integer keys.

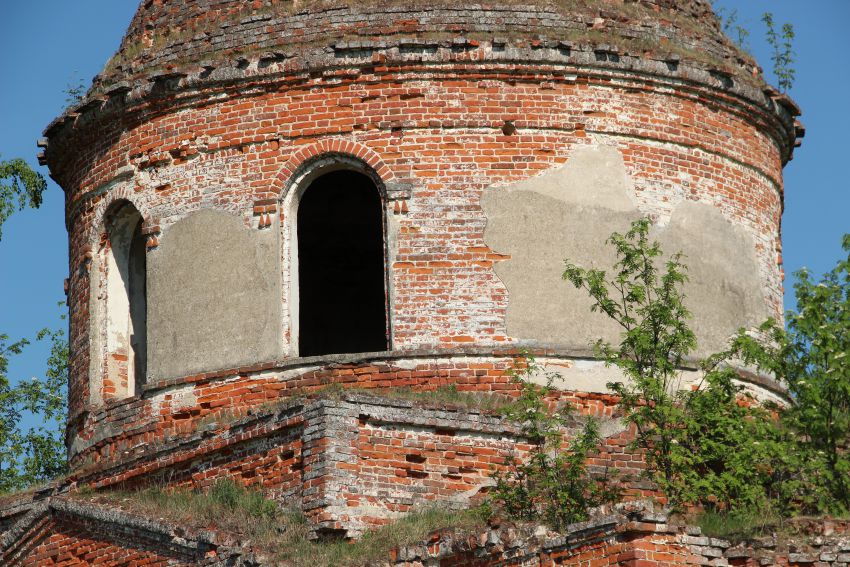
[
  {"left": 5, "top": 0, "right": 808, "bottom": 563},
  {"left": 7, "top": 497, "right": 850, "bottom": 566}
]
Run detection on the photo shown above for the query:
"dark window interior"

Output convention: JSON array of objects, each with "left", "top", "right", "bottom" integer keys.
[
  {"left": 128, "top": 219, "right": 147, "bottom": 391},
  {"left": 297, "top": 170, "right": 388, "bottom": 356}
]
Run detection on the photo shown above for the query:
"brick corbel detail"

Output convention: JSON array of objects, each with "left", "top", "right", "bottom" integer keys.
[
  {"left": 140, "top": 222, "right": 161, "bottom": 249},
  {"left": 253, "top": 198, "right": 277, "bottom": 229}
]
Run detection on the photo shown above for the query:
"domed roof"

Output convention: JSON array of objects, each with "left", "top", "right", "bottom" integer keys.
[
  {"left": 94, "top": 0, "right": 761, "bottom": 91},
  {"left": 41, "top": 0, "right": 802, "bottom": 170}
]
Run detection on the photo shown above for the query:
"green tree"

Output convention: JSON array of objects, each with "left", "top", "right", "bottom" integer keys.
[
  {"left": 667, "top": 361, "right": 806, "bottom": 516},
  {"left": 563, "top": 218, "right": 695, "bottom": 502},
  {"left": 0, "top": 312, "right": 68, "bottom": 492},
  {"left": 730, "top": 235, "right": 850, "bottom": 514},
  {"left": 785, "top": 237, "right": 850, "bottom": 512},
  {"left": 0, "top": 157, "right": 47, "bottom": 241},
  {"left": 0, "top": 157, "right": 67, "bottom": 491},
  {"left": 562, "top": 219, "right": 801, "bottom": 513}
]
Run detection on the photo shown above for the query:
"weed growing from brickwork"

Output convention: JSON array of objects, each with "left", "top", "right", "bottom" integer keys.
[
  {"left": 92, "top": 480, "right": 489, "bottom": 566},
  {"left": 489, "top": 354, "right": 620, "bottom": 530},
  {"left": 714, "top": 6, "right": 750, "bottom": 51},
  {"left": 762, "top": 12, "right": 796, "bottom": 93},
  {"left": 564, "top": 218, "right": 695, "bottom": 505},
  {"left": 695, "top": 507, "right": 782, "bottom": 540},
  {"left": 62, "top": 72, "right": 87, "bottom": 108},
  {"left": 562, "top": 219, "right": 791, "bottom": 514}
]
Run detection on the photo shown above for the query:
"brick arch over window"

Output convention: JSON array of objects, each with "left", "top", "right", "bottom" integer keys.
[
  {"left": 279, "top": 151, "right": 391, "bottom": 357},
  {"left": 270, "top": 139, "right": 394, "bottom": 202},
  {"left": 86, "top": 188, "right": 152, "bottom": 249},
  {"left": 89, "top": 198, "right": 148, "bottom": 406}
]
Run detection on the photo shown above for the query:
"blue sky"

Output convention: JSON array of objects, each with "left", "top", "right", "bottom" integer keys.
[{"left": 0, "top": 1, "right": 847, "bottom": 389}]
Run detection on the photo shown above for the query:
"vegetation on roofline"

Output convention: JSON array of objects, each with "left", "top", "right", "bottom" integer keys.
[
  {"left": 762, "top": 12, "right": 796, "bottom": 92},
  {"left": 712, "top": 2, "right": 796, "bottom": 92},
  {"left": 83, "top": 479, "right": 490, "bottom": 566},
  {"left": 190, "top": 383, "right": 515, "bottom": 435},
  {"left": 93, "top": 0, "right": 760, "bottom": 99}
]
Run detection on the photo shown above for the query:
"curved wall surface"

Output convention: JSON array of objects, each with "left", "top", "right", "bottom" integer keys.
[{"left": 40, "top": 1, "right": 802, "bottom": 472}]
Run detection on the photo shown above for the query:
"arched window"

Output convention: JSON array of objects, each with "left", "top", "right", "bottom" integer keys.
[
  {"left": 296, "top": 169, "right": 388, "bottom": 356},
  {"left": 96, "top": 202, "right": 147, "bottom": 401}
]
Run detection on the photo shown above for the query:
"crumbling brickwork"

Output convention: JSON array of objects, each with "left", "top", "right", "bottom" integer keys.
[
  {"left": 5, "top": 497, "right": 850, "bottom": 566},
  {"left": 52, "top": 389, "right": 644, "bottom": 539},
  {"left": 1, "top": 498, "right": 254, "bottom": 566},
  {"left": 9, "top": 0, "right": 808, "bottom": 563},
  {"left": 42, "top": 1, "right": 801, "bottom": 442},
  {"left": 385, "top": 511, "right": 850, "bottom": 566}
]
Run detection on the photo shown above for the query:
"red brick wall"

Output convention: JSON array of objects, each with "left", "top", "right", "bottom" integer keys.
[
  {"left": 59, "top": 74, "right": 788, "bottom": 432},
  {"left": 43, "top": 2, "right": 799, "bottom": 521},
  {"left": 6, "top": 498, "right": 848, "bottom": 566},
  {"left": 68, "top": 356, "right": 607, "bottom": 470},
  {"left": 5, "top": 514, "right": 197, "bottom": 567},
  {"left": 62, "top": 378, "right": 657, "bottom": 538}
]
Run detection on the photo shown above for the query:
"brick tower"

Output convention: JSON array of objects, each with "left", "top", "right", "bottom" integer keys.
[{"left": 5, "top": 0, "right": 804, "bottom": 563}]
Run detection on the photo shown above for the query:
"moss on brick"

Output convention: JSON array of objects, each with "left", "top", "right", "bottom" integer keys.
[{"left": 95, "top": 0, "right": 759, "bottom": 94}]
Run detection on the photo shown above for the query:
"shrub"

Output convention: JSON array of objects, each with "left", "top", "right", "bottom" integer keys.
[
  {"left": 490, "top": 356, "right": 619, "bottom": 530},
  {"left": 562, "top": 218, "right": 803, "bottom": 513},
  {"left": 563, "top": 218, "right": 696, "bottom": 507},
  {"left": 723, "top": 234, "right": 850, "bottom": 515}
]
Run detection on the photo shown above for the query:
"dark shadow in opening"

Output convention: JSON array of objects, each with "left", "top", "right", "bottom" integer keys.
[
  {"left": 128, "top": 220, "right": 147, "bottom": 392},
  {"left": 298, "top": 170, "right": 388, "bottom": 356}
]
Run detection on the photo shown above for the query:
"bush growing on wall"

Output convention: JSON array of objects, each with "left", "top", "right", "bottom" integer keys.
[
  {"left": 561, "top": 218, "right": 823, "bottom": 515},
  {"left": 724, "top": 235, "right": 850, "bottom": 515},
  {"left": 494, "top": 219, "right": 848, "bottom": 523},
  {"left": 490, "top": 355, "right": 620, "bottom": 530},
  {"left": 563, "top": 218, "right": 700, "bottom": 508}
]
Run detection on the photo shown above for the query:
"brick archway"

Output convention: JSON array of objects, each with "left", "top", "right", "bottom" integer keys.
[
  {"left": 88, "top": 188, "right": 144, "bottom": 246},
  {"left": 271, "top": 138, "right": 394, "bottom": 201}
]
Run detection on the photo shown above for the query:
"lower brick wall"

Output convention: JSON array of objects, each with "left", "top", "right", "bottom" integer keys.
[
  {"left": 388, "top": 511, "right": 850, "bottom": 566},
  {"left": 304, "top": 394, "right": 533, "bottom": 536},
  {"left": 8, "top": 516, "right": 188, "bottom": 567},
  {"left": 64, "top": 390, "right": 652, "bottom": 539},
  {"left": 68, "top": 353, "right": 633, "bottom": 475},
  {"left": 132, "top": 421, "right": 305, "bottom": 501},
  {"left": 0, "top": 498, "right": 251, "bottom": 566},
  {"left": 4, "top": 493, "right": 850, "bottom": 565},
  {"left": 4, "top": 510, "right": 203, "bottom": 567}
]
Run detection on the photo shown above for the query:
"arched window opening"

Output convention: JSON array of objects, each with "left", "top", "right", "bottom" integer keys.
[
  {"left": 102, "top": 203, "right": 147, "bottom": 399},
  {"left": 297, "top": 170, "right": 388, "bottom": 356}
]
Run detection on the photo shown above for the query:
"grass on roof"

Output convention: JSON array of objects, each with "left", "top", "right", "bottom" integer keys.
[{"left": 85, "top": 480, "right": 490, "bottom": 566}]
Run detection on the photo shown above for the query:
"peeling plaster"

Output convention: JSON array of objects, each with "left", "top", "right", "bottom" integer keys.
[
  {"left": 147, "top": 209, "right": 281, "bottom": 381},
  {"left": 482, "top": 144, "right": 771, "bottom": 373}
]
